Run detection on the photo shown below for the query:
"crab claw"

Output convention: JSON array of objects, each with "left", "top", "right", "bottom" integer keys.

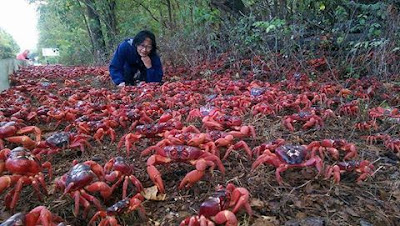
[
  {"left": 202, "top": 116, "right": 224, "bottom": 130},
  {"left": 146, "top": 154, "right": 172, "bottom": 193},
  {"left": 229, "top": 186, "right": 252, "bottom": 216},
  {"left": 179, "top": 159, "right": 211, "bottom": 190},
  {"left": 282, "top": 117, "right": 294, "bottom": 131},
  {"left": 25, "top": 206, "right": 61, "bottom": 226},
  {"left": 17, "top": 126, "right": 42, "bottom": 142},
  {"left": 5, "top": 136, "right": 37, "bottom": 149},
  {"left": 85, "top": 182, "right": 113, "bottom": 199},
  {"left": 223, "top": 141, "right": 252, "bottom": 160},
  {"left": 214, "top": 210, "right": 238, "bottom": 226},
  {"left": 147, "top": 165, "right": 165, "bottom": 194},
  {"left": 89, "top": 211, "right": 108, "bottom": 226}
]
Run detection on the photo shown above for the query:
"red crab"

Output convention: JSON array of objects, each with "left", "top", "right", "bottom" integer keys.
[
  {"left": 362, "top": 134, "right": 400, "bottom": 155},
  {"left": 113, "top": 107, "right": 153, "bottom": 130},
  {"left": 252, "top": 138, "right": 286, "bottom": 157},
  {"left": 338, "top": 100, "right": 359, "bottom": 116},
  {"left": 325, "top": 160, "right": 374, "bottom": 183},
  {"left": 384, "top": 138, "right": 400, "bottom": 155},
  {"left": 187, "top": 105, "right": 218, "bottom": 122},
  {"left": 104, "top": 156, "right": 144, "bottom": 199},
  {"left": 135, "top": 119, "right": 183, "bottom": 138},
  {"left": 251, "top": 103, "right": 276, "bottom": 116},
  {"left": 29, "top": 132, "right": 92, "bottom": 155},
  {"left": 354, "top": 120, "right": 378, "bottom": 131},
  {"left": 211, "top": 133, "right": 253, "bottom": 160},
  {"left": 0, "top": 122, "right": 37, "bottom": 140},
  {"left": 202, "top": 110, "right": 242, "bottom": 131},
  {"left": 0, "top": 121, "right": 42, "bottom": 149},
  {"left": 307, "top": 139, "right": 357, "bottom": 161},
  {"left": 282, "top": 110, "right": 324, "bottom": 132},
  {"left": 89, "top": 193, "right": 146, "bottom": 226},
  {"left": 0, "top": 147, "right": 52, "bottom": 211},
  {"left": 141, "top": 145, "right": 225, "bottom": 193},
  {"left": 158, "top": 126, "right": 219, "bottom": 156},
  {"left": 0, "top": 206, "right": 65, "bottom": 226},
  {"left": 55, "top": 160, "right": 113, "bottom": 217},
  {"left": 117, "top": 133, "right": 143, "bottom": 156},
  {"left": 252, "top": 145, "right": 323, "bottom": 184},
  {"left": 368, "top": 107, "right": 400, "bottom": 120},
  {"left": 180, "top": 183, "right": 252, "bottom": 226}
]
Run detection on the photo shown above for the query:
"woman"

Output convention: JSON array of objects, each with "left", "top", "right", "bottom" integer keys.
[
  {"left": 16, "top": 49, "right": 30, "bottom": 60},
  {"left": 109, "top": 30, "right": 163, "bottom": 86}
]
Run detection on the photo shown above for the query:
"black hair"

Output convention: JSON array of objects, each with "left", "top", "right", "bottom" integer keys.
[{"left": 133, "top": 30, "right": 158, "bottom": 56}]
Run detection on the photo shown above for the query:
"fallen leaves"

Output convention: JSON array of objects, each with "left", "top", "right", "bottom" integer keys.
[
  {"left": 141, "top": 186, "right": 167, "bottom": 201},
  {"left": 252, "top": 216, "right": 280, "bottom": 226}
]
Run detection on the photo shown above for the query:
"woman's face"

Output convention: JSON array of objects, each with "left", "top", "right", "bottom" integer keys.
[{"left": 137, "top": 38, "right": 152, "bottom": 57}]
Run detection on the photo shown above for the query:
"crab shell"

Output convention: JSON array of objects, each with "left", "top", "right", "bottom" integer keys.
[
  {"left": 65, "top": 163, "right": 96, "bottom": 190},
  {"left": 45, "top": 132, "right": 70, "bottom": 148},
  {"left": 107, "top": 156, "right": 133, "bottom": 175},
  {"left": 5, "top": 147, "right": 42, "bottom": 175},
  {"left": 275, "top": 145, "right": 307, "bottom": 164},
  {"left": 199, "top": 189, "right": 231, "bottom": 217}
]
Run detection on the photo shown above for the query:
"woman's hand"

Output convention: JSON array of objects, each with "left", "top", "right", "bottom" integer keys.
[{"left": 141, "top": 56, "right": 152, "bottom": 69}]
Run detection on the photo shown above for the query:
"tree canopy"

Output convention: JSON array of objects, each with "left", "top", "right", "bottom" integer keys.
[{"left": 0, "top": 28, "right": 20, "bottom": 59}]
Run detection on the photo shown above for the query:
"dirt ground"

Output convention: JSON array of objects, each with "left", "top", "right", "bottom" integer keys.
[{"left": 0, "top": 62, "right": 399, "bottom": 226}]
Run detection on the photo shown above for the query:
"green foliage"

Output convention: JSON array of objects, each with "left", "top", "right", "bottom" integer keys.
[
  {"left": 35, "top": 0, "right": 95, "bottom": 65},
  {"left": 227, "top": 15, "right": 291, "bottom": 55},
  {"left": 29, "top": 0, "right": 399, "bottom": 80},
  {"left": 253, "top": 18, "right": 286, "bottom": 34},
  {"left": 0, "top": 28, "right": 20, "bottom": 59}
]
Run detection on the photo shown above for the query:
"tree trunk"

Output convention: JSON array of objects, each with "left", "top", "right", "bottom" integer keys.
[
  {"left": 280, "top": 0, "right": 287, "bottom": 19},
  {"left": 75, "top": 0, "right": 95, "bottom": 55},
  {"left": 159, "top": 7, "right": 165, "bottom": 35},
  {"left": 105, "top": 0, "right": 118, "bottom": 51},
  {"left": 210, "top": 0, "right": 247, "bottom": 16},
  {"left": 166, "top": 0, "right": 174, "bottom": 29},
  {"left": 84, "top": 0, "right": 107, "bottom": 64}
]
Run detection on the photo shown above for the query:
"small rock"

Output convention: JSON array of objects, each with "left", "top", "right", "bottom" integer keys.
[
  {"left": 92, "top": 155, "right": 102, "bottom": 162},
  {"left": 360, "top": 219, "right": 373, "bottom": 226},
  {"left": 251, "top": 198, "right": 265, "bottom": 208},
  {"left": 285, "top": 217, "right": 326, "bottom": 226}
]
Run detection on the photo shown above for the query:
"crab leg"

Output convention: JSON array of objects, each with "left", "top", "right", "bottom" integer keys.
[
  {"left": 81, "top": 190, "right": 103, "bottom": 210},
  {"left": 72, "top": 190, "right": 81, "bottom": 216},
  {"left": 79, "top": 195, "right": 92, "bottom": 218},
  {"left": 146, "top": 154, "right": 170, "bottom": 193},
  {"left": 0, "top": 175, "right": 20, "bottom": 194},
  {"left": 123, "top": 176, "right": 130, "bottom": 198},
  {"left": 129, "top": 175, "right": 144, "bottom": 192},
  {"left": 31, "top": 177, "right": 44, "bottom": 201},
  {"left": 10, "top": 176, "right": 31, "bottom": 211}
]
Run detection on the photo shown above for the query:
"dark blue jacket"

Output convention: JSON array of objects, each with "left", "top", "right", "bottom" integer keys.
[{"left": 109, "top": 38, "right": 163, "bottom": 85}]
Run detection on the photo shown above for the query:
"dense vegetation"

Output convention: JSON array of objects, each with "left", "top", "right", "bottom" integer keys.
[
  {"left": 30, "top": 0, "right": 399, "bottom": 78},
  {"left": 0, "top": 28, "right": 20, "bottom": 59}
]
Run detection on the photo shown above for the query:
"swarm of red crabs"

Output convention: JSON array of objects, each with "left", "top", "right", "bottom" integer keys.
[{"left": 0, "top": 61, "right": 395, "bottom": 225}]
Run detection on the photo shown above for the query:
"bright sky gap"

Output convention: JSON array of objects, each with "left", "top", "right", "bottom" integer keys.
[{"left": 0, "top": 0, "right": 39, "bottom": 51}]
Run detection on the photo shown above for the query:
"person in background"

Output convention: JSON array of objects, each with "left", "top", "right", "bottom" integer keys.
[
  {"left": 16, "top": 49, "right": 30, "bottom": 60},
  {"left": 109, "top": 30, "right": 163, "bottom": 87}
]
